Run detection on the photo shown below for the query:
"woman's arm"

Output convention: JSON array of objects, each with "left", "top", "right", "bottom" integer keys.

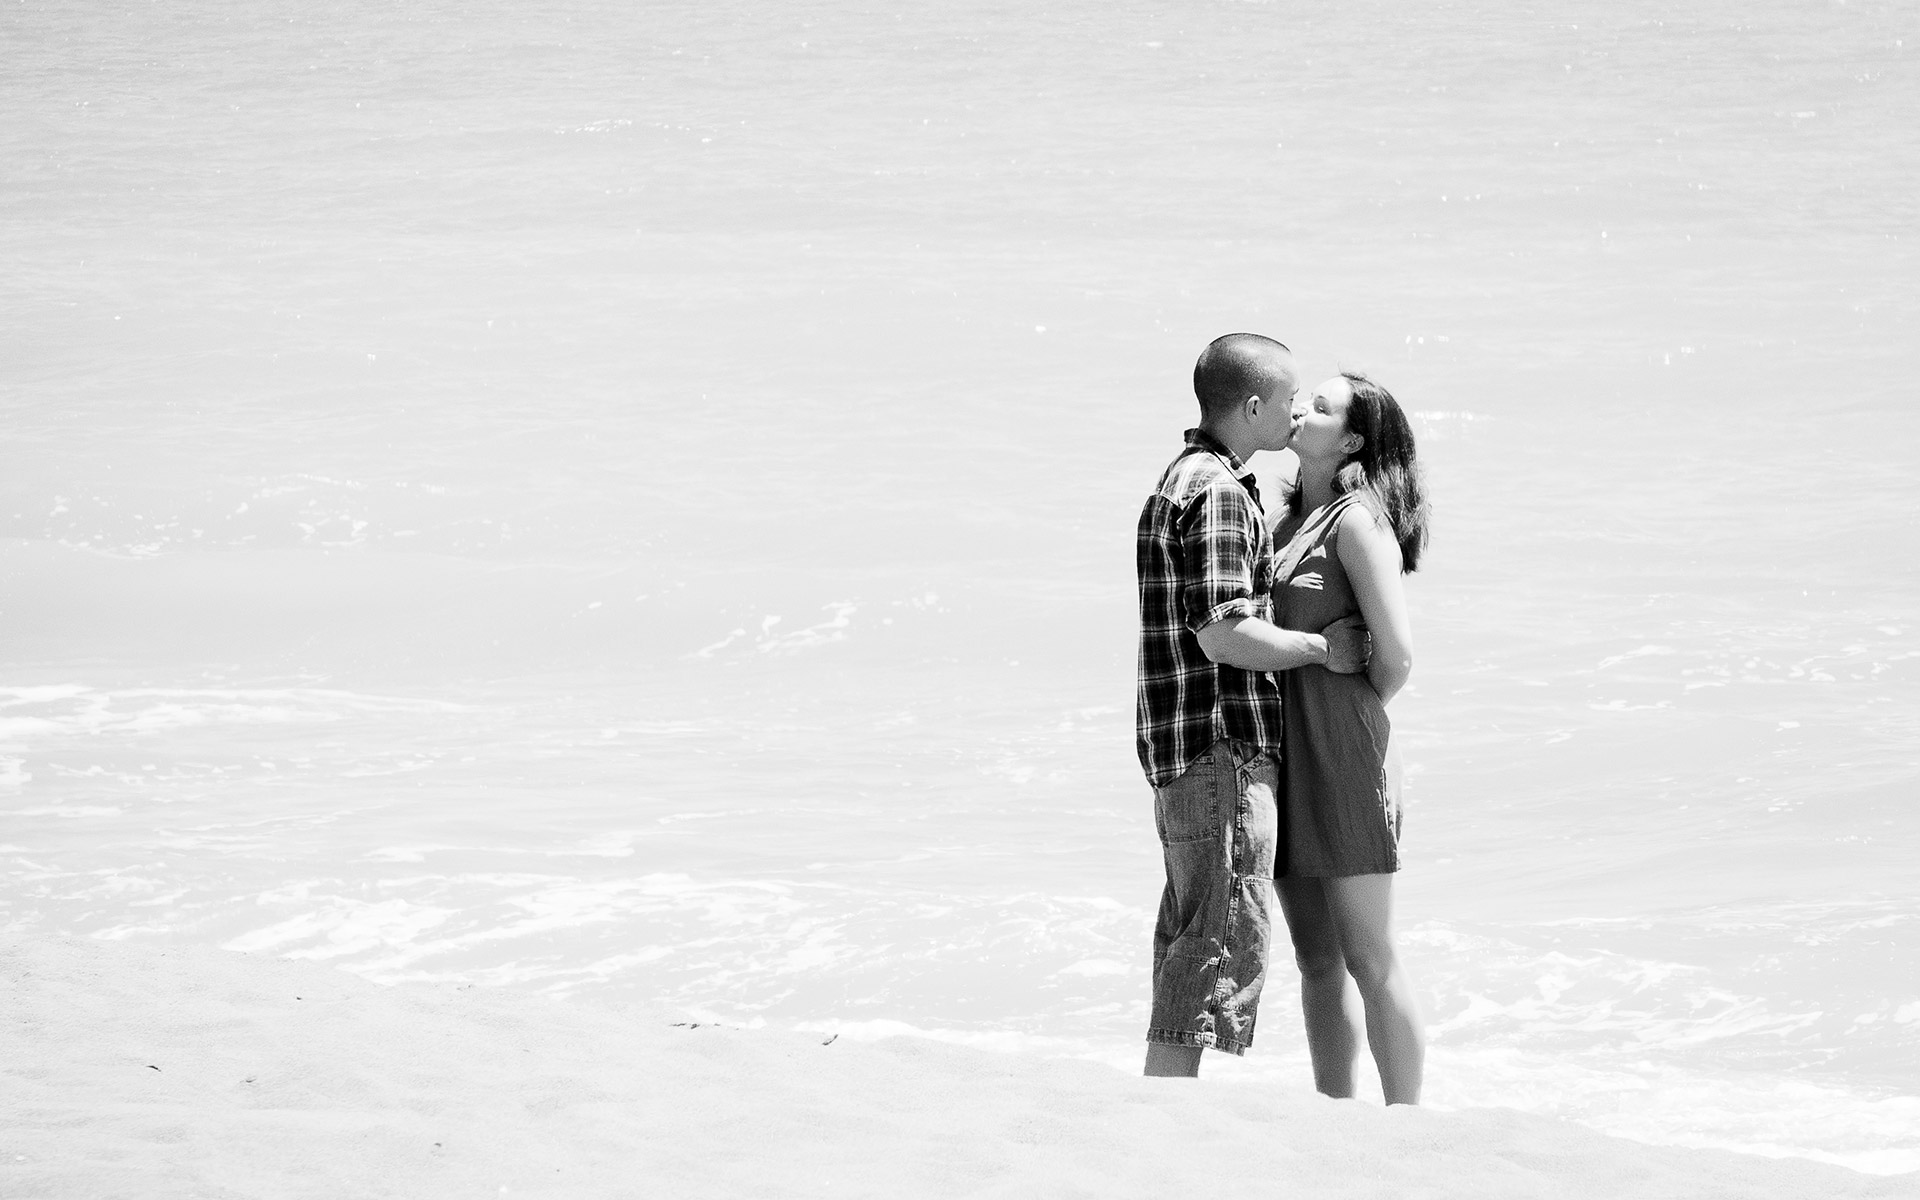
[{"left": 1335, "top": 507, "right": 1413, "bottom": 704}]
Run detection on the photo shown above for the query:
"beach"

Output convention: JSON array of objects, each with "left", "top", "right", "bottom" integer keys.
[
  {"left": 4, "top": 0, "right": 1918, "bottom": 1184},
  {"left": 9, "top": 934, "right": 1913, "bottom": 1200}
]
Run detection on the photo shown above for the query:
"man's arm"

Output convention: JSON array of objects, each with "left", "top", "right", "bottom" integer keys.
[
  {"left": 1196, "top": 613, "right": 1369, "bottom": 674},
  {"left": 1175, "top": 475, "right": 1371, "bottom": 676}
]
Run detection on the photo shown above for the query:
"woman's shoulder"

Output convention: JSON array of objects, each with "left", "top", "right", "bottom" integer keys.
[
  {"left": 1330, "top": 493, "right": 1387, "bottom": 532},
  {"left": 1331, "top": 495, "right": 1403, "bottom": 573},
  {"left": 1330, "top": 495, "right": 1394, "bottom": 549}
]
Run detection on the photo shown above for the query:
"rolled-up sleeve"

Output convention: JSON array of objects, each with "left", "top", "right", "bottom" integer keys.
[{"left": 1177, "top": 482, "right": 1262, "bottom": 634}]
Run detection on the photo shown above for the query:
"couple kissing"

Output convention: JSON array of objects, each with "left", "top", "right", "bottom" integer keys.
[{"left": 1135, "top": 332, "right": 1431, "bottom": 1104}]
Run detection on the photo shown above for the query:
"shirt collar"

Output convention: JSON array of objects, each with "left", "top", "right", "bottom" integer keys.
[{"left": 1182, "top": 428, "right": 1261, "bottom": 502}]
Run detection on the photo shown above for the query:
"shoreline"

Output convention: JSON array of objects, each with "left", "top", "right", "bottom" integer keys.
[{"left": 7, "top": 935, "right": 1914, "bottom": 1199}]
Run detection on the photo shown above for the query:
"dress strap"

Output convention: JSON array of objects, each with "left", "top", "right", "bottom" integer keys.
[
  {"left": 1272, "top": 493, "right": 1361, "bottom": 582},
  {"left": 1319, "top": 492, "right": 1363, "bottom": 538}
]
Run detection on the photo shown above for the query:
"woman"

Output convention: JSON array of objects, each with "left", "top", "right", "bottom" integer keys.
[{"left": 1269, "top": 370, "right": 1429, "bottom": 1105}]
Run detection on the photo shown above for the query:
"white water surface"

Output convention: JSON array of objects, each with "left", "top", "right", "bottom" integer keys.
[{"left": 3, "top": 0, "right": 1918, "bottom": 1176}]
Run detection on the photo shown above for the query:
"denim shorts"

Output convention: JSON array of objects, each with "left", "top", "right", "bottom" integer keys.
[{"left": 1146, "top": 738, "right": 1279, "bottom": 1057}]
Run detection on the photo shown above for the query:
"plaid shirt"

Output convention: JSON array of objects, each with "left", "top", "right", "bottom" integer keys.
[{"left": 1135, "top": 429, "right": 1283, "bottom": 786}]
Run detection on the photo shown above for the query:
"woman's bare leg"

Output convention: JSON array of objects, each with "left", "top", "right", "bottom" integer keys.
[
  {"left": 1275, "top": 875, "right": 1360, "bottom": 1098},
  {"left": 1323, "top": 873, "right": 1424, "bottom": 1105}
]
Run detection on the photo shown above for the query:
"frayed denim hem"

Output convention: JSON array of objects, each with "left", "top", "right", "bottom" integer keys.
[{"left": 1146, "top": 1028, "right": 1250, "bottom": 1057}]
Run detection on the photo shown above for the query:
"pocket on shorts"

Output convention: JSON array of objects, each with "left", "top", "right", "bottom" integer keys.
[{"left": 1154, "top": 750, "right": 1223, "bottom": 845}]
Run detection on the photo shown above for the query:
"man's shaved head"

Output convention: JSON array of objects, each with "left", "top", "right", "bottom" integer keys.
[{"left": 1193, "top": 333, "right": 1296, "bottom": 419}]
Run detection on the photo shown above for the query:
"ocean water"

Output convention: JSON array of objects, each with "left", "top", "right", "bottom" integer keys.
[{"left": 4, "top": 0, "right": 1919, "bottom": 1176}]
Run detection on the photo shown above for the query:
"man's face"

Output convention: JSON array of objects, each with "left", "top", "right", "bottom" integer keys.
[{"left": 1256, "top": 363, "right": 1301, "bottom": 452}]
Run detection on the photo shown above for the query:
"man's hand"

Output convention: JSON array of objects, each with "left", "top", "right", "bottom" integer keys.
[{"left": 1322, "top": 614, "right": 1371, "bottom": 675}]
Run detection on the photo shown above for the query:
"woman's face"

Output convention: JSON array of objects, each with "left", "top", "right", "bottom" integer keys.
[{"left": 1290, "top": 376, "right": 1356, "bottom": 463}]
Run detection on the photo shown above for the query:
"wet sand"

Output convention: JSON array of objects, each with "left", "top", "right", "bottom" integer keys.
[{"left": 7, "top": 936, "right": 1912, "bottom": 1199}]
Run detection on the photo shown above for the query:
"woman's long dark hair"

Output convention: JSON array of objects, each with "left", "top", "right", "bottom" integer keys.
[{"left": 1288, "top": 370, "right": 1430, "bottom": 573}]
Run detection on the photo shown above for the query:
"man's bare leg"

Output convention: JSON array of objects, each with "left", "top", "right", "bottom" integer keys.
[
  {"left": 1143, "top": 1043, "right": 1204, "bottom": 1077},
  {"left": 1277, "top": 874, "right": 1361, "bottom": 1097}
]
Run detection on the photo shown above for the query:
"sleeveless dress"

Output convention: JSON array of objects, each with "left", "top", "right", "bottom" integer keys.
[{"left": 1270, "top": 493, "right": 1403, "bottom": 877}]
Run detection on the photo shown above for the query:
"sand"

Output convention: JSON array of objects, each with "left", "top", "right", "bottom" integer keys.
[{"left": 4, "top": 936, "right": 1912, "bottom": 1200}]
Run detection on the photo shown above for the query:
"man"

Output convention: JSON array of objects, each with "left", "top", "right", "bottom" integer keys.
[{"left": 1136, "top": 332, "right": 1368, "bottom": 1077}]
